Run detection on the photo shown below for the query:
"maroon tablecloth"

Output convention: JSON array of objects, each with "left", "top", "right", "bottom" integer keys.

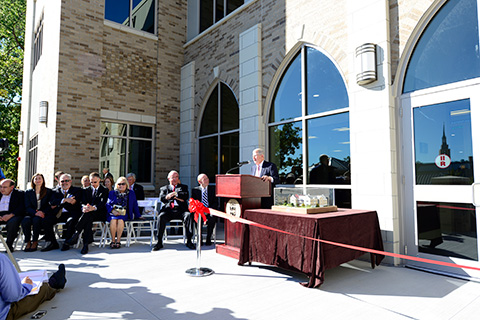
[{"left": 238, "top": 208, "right": 384, "bottom": 288}]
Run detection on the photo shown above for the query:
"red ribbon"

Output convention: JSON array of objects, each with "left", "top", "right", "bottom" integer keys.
[
  {"left": 205, "top": 208, "right": 480, "bottom": 272},
  {"left": 188, "top": 198, "right": 209, "bottom": 223}
]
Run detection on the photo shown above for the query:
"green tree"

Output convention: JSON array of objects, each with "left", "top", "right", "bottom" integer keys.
[{"left": 0, "top": 0, "right": 26, "bottom": 179}]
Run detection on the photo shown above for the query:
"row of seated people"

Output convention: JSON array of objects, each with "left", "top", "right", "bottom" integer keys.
[{"left": 0, "top": 170, "right": 220, "bottom": 254}]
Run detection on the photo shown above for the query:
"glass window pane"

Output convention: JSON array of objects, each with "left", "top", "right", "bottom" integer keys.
[
  {"left": 129, "top": 125, "right": 153, "bottom": 139},
  {"left": 215, "top": 0, "right": 224, "bottom": 22},
  {"left": 220, "top": 83, "right": 239, "bottom": 132},
  {"left": 227, "top": 0, "right": 243, "bottom": 14},
  {"left": 417, "top": 201, "right": 477, "bottom": 261},
  {"left": 128, "top": 139, "right": 152, "bottom": 183},
  {"left": 414, "top": 99, "right": 473, "bottom": 185},
  {"left": 269, "top": 122, "right": 303, "bottom": 185},
  {"left": 307, "top": 113, "right": 350, "bottom": 185},
  {"left": 403, "top": 0, "right": 480, "bottom": 93},
  {"left": 200, "top": 85, "right": 219, "bottom": 136},
  {"left": 269, "top": 53, "right": 302, "bottom": 123},
  {"left": 99, "top": 137, "right": 126, "bottom": 180},
  {"left": 306, "top": 47, "right": 348, "bottom": 115},
  {"left": 220, "top": 132, "right": 239, "bottom": 174},
  {"left": 105, "top": 0, "right": 130, "bottom": 26},
  {"left": 200, "top": 0, "right": 214, "bottom": 32},
  {"left": 199, "top": 136, "right": 218, "bottom": 180},
  {"left": 132, "top": 0, "right": 155, "bottom": 34},
  {"left": 101, "top": 122, "right": 127, "bottom": 137}
]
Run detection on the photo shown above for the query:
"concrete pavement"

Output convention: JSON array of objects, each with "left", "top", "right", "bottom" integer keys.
[{"left": 6, "top": 234, "right": 480, "bottom": 320}]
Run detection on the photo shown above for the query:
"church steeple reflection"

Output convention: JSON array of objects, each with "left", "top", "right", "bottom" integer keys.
[{"left": 439, "top": 123, "right": 451, "bottom": 157}]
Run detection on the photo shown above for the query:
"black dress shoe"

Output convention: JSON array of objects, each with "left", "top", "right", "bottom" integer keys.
[
  {"left": 41, "top": 242, "right": 60, "bottom": 252},
  {"left": 61, "top": 243, "right": 70, "bottom": 251},
  {"left": 80, "top": 244, "right": 88, "bottom": 254},
  {"left": 152, "top": 242, "right": 163, "bottom": 251},
  {"left": 186, "top": 241, "right": 195, "bottom": 249},
  {"left": 66, "top": 232, "right": 80, "bottom": 245},
  {"left": 48, "top": 264, "right": 67, "bottom": 289}
]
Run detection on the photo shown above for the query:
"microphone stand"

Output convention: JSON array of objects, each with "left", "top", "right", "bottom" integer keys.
[{"left": 226, "top": 162, "right": 249, "bottom": 174}]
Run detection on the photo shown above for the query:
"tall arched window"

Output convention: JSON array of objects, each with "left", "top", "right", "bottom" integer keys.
[
  {"left": 403, "top": 0, "right": 480, "bottom": 93},
  {"left": 268, "top": 45, "right": 350, "bottom": 206},
  {"left": 199, "top": 82, "right": 239, "bottom": 179}
]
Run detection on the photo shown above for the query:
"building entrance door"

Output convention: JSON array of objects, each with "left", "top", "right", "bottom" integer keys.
[{"left": 402, "top": 82, "right": 480, "bottom": 279}]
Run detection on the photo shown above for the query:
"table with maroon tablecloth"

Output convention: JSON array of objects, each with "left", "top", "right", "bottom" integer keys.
[{"left": 238, "top": 208, "right": 384, "bottom": 288}]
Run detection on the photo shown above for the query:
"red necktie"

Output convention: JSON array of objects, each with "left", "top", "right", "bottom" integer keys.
[{"left": 170, "top": 185, "right": 175, "bottom": 208}]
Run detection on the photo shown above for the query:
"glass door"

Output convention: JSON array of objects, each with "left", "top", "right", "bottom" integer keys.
[{"left": 402, "top": 83, "right": 480, "bottom": 278}]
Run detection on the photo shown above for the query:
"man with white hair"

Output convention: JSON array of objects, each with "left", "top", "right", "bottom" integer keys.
[
  {"left": 153, "top": 170, "right": 194, "bottom": 251},
  {"left": 251, "top": 148, "right": 280, "bottom": 209},
  {"left": 41, "top": 173, "right": 82, "bottom": 252}
]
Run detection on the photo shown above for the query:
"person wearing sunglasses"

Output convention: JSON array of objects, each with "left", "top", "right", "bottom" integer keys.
[
  {"left": 105, "top": 176, "right": 141, "bottom": 248},
  {"left": 41, "top": 173, "right": 82, "bottom": 252}
]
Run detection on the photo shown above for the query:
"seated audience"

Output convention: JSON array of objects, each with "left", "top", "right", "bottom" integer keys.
[
  {"left": 153, "top": 170, "right": 194, "bottom": 251},
  {"left": 103, "top": 176, "right": 114, "bottom": 192},
  {"left": 126, "top": 173, "right": 145, "bottom": 214},
  {"left": 22, "top": 174, "right": 53, "bottom": 252},
  {"left": 41, "top": 174, "right": 82, "bottom": 252},
  {"left": 64, "top": 172, "right": 109, "bottom": 254},
  {"left": 80, "top": 175, "right": 90, "bottom": 189},
  {"left": 0, "top": 254, "right": 66, "bottom": 320},
  {"left": 106, "top": 176, "right": 141, "bottom": 249},
  {"left": 0, "top": 179, "right": 25, "bottom": 252},
  {"left": 191, "top": 173, "right": 220, "bottom": 246}
]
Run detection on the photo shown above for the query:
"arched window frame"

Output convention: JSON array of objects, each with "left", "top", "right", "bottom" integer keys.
[
  {"left": 266, "top": 44, "right": 351, "bottom": 205},
  {"left": 197, "top": 81, "right": 240, "bottom": 179}
]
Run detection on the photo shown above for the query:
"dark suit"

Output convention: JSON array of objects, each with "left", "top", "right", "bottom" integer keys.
[
  {"left": 191, "top": 185, "right": 220, "bottom": 243},
  {"left": 72, "top": 185, "right": 109, "bottom": 243},
  {"left": 22, "top": 188, "right": 53, "bottom": 242},
  {"left": 250, "top": 160, "right": 280, "bottom": 208},
  {"left": 156, "top": 183, "right": 194, "bottom": 244},
  {"left": 44, "top": 186, "right": 83, "bottom": 243},
  {"left": 0, "top": 189, "right": 25, "bottom": 248},
  {"left": 130, "top": 183, "right": 145, "bottom": 214}
]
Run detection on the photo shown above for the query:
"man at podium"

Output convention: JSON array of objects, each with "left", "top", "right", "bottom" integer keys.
[{"left": 250, "top": 148, "right": 279, "bottom": 208}]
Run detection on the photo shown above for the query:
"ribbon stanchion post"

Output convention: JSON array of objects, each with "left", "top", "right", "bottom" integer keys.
[{"left": 185, "top": 199, "right": 214, "bottom": 277}]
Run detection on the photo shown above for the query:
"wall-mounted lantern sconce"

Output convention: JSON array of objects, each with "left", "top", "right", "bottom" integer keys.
[
  {"left": 355, "top": 43, "right": 377, "bottom": 85},
  {"left": 39, "top": 101, "right": 48, "bottom": 123},
  {"left": 18, "top": 131, "right": 24, "bottom": 146}
]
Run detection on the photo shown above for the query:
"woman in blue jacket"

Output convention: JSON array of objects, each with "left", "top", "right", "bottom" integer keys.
[{"left": 106, "top": 176, "right": 140, "bottom": 248}]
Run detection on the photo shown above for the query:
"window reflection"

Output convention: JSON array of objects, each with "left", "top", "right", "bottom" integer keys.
[
  {"left": 269, "top": 53, "right": 302, "bottom": 123},
  {"left": 417, "top": 201, "right": 477, "bottom": 261},
  {"left": 403, "top": 0, "right": 480, "bottom": 93},
  {"left": 306, "top": 47, "right": 348, "bottom": 115},
  {"left": 414, "top": 99, "right": 474, "bottom": 185},
  {"left": 269, "top": 122, "right": 303, "bottom": 185},
  {"left": 128, "top": 139, "right": 152, "bottom": 182},
  {"left": 221, "top": 132, "right": 239, "bottom": 174},
  {"left": 307, "top": 113, "right": 350, "bottom": 185},
  {"left": 199, "top": 136, "right": 218, "bottom": 180},
  {"left": 105, "top": 0, "right": 156, "bottom": 34},
  {"left": 132, "top": 0, "right": 155, "bottom": 33},
  {"left": 199, "top": 82, "right": 239, "bottom": 176}
]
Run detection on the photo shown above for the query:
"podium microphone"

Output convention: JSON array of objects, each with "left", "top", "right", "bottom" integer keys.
[{"left": 226, "top": 160, "right": 251, "bottom": 174}]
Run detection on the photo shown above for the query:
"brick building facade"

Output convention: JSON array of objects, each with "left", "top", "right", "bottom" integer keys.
[{"left": 19, "top": 0, "right": 480, "bottom": 278}]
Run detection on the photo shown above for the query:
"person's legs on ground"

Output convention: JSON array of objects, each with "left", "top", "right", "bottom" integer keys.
[
  {"left": 182, "top": 211, "right": 195, "bottom": 249},
  {"left": 6, "top": 283, "right": 57, "bottom": 320},
  {"left": 153, "top": 210, "right": 171, "bottom": 251},
  {"left": 21, "top": 217, "right": 33, "bottom": 251}
]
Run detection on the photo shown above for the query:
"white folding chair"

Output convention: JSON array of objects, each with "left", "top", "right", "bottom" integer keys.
[
  {"left": 126, "top": 199, "right": 158, "bottom": 247},
  {"left": 75, "top": 221, "right": 108, "bottom": 248}
]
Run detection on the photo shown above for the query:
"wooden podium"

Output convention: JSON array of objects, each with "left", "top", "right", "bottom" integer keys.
[{"left": 215, "top": 174, "right": 271, "bottom": 259}]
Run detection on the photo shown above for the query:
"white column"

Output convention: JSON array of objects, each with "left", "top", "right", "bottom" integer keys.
[
  {"left": 347, "top": 0, "right": 399, "bottom": 263},
  {"left": 239, "top": 24, "right": 263, "bottom": 173},
  {"left": 179, "top": 61, "right": 196, "bottom": 187}
]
